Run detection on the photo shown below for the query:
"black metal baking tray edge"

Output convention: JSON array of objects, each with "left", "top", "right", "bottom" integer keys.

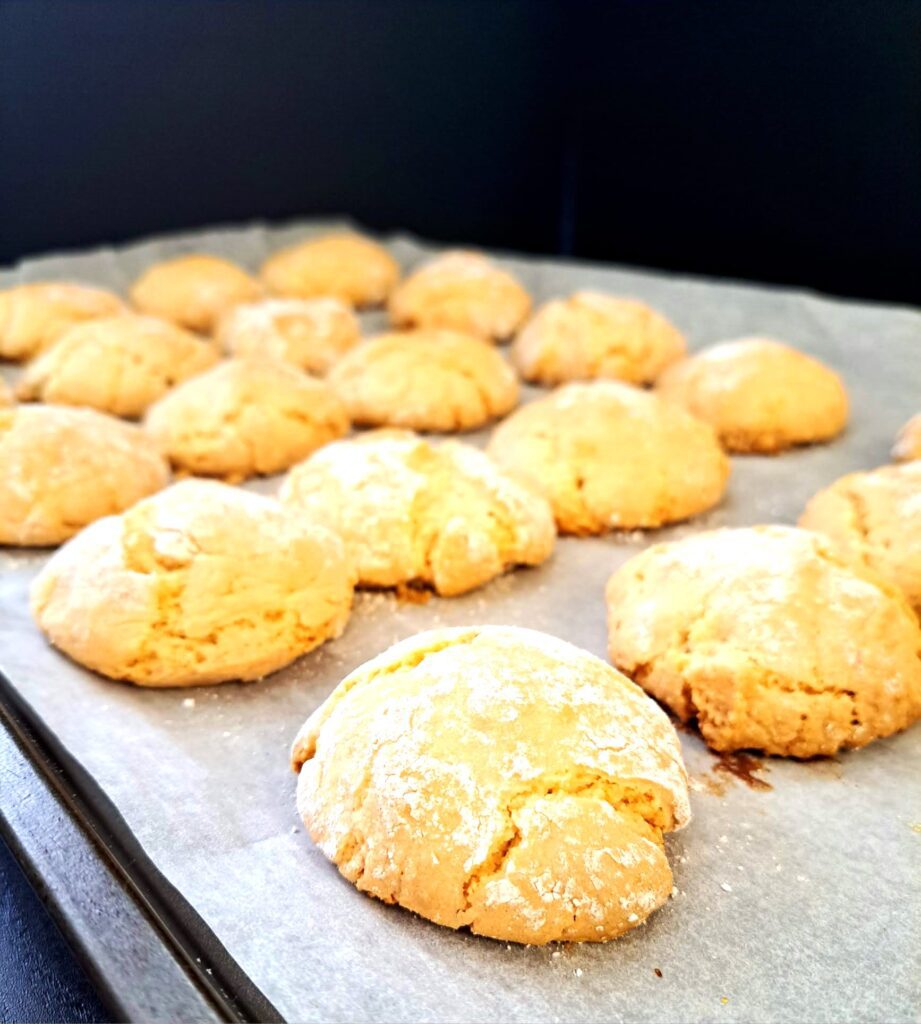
[{"left": 0, "top": 667, "right": 283, "bottom": 1024}]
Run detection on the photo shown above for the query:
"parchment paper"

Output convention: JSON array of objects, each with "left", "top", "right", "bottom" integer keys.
[{"left": 1, "top": 221, "right": 919, "bottom": 1023}]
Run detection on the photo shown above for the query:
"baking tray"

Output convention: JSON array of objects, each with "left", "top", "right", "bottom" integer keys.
[{"left": 1, "top": 220, "right": 919, "bottom": 1023}]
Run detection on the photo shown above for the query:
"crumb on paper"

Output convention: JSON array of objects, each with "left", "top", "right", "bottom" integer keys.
[
  {"left": 796, "top": 875, "right": 808, "bottom": 882},
  {"left": 719, "top": 835, "right": 729, "bottom": 844},
  {"left": 574, "top": 968, "right": 583, "bottom": 977},
  {"left": 654, "top": 967, "right": 663, "bottom": 978},
  {"left": 182, "top": 697, "right": 195, "bottom": 708},
  {"left": 551, "top": 950, "right": 562, "bottom": 959},
  {"left": 670, "top": 885, "right": 679, "bottom": 898},
  {"left": 909, "top": 822, "right": 921, "bottom": 834},
  {"left": 721, "top": 996, "right": 729, "bottom": 1006},
  {"left": 720, "top": 882, "right": 732, "bottom": 893}
]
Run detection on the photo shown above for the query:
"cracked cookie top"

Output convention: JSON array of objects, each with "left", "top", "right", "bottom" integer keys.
[
  {"left": 800, "top": 462, "right": 921, "bottom": 618},
  {"left": 0, "top": 282, "right": 125, "bottom": 361},
  {"left": 656, "top": 337, "right": 849, "bottom": 454},
  {"left": 291, "top": 625, "right": 689, "bottom": 945},
  {"left": 281, "top": 430, "right": 554, "bottom": 596},
  {"left": 0, "top": 404, "right": 169, "bottom": 546},
  {"left": 606, "top": 525, "right": 921, "bottom": 757},
  {"left": 30, "top": 479, "right": 355, "bottom": 686},
  {"left": 512, "top": 291, "right": 686, "bottom": 386},
  {"left": 130, "top": 254, "right": 262, "bottom": 334},
  {"left": 144, "top": 356, "right": 349, "bottom": 481},
  {"left": 214, "top": 297, "right": 360, "bottom": 374},
  {"left": 388, "top": 251, "right": 531, "bottom": 342},
  {"left": 487, "top": 380, "right": 729, "bottom": 534},
  {"left": 260, "top": 233, "right": 400, "bottom": 308},
  {"left": 16, "top": 314, "right": 218, "bottom": 418},
  {"left": 327, "top": 329, "right": 519, "bottom": 432}
]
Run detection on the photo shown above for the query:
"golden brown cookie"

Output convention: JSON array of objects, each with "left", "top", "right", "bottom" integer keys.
[
  {"left": 31, "top": 479, "right": 355, "bottom": 686},
  {"left": 16, "top": 314, "right": 218, "bottom": 418},
  {"left": 0, "top": 405, "right": 169, "bottom": 546},
  {"left": 145, "top": 357, "right": 349, "bottom": 481},
  {"left": 214, "top": 297, "right": 360, "bottom": 374},
  {"left": 260, "top": 233, "right": 399, "bottom": 307},
  {"left": 328, "top": 329, "right": 519, "bottom": 432},
  {"left": 657, "top": 337, "right": 848, "bottom": 453},
  {"left": 291, "top": 625, "right": 690, "bottom": 944},
  {"left": 281, "top": 430, "right": 554, "bottom": 596},
  {"left": 0, "top": 282, "right": 125, "bottom": 361},
  {"left": 800, "top": 462, "right": 921, "bottom": 618},
  {"left": 388, "top": 251, "right": 531, "bottom": 342},
  {"left": 606, "top": 525, "right": 921, "bottom": 757},
  {"left": 487, "top": 380, "right": 729, "bottom": 534},
  {"left": 129, "top": 254, "right": 262, "bottom": 333},
  {"left": 512, "top": 292, "right": 685, "bottom": 386},
  {"left": 891, "top": 413, "right": 921, "bottom": 462}
]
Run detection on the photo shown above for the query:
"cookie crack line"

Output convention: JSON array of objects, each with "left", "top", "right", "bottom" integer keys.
[
  {"left": 457, "top": 769, "right": 668, "bottom": 916},
  {"left": 292, "top": 630, "right": 483, "bottom": 768}
]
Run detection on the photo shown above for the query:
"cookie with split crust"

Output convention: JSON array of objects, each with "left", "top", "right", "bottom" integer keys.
[
  {"left": 292, "top": 625, "right": 690, "bottom": 944},
  {"left": 487, "top": 380, "right": 729, "bottom": 534},
  {"left": 281, "top": 430, "right": 554, "bottom": 596},
  {"left": 606, "top": 525, "right": 921, "bottom": 757},
  {"left": 31, "top": 479, "right": 355, "bottom": 686}
]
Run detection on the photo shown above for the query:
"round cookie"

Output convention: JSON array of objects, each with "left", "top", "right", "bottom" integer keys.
[
  {"left": 0, "top": 405, "right": 169, "bottom": 546},
  {"left": 282, "top": 431, "right": 554, "bottom": 596},
  {"left": 487, "top": 380, "right": 729, "bottom": 534},
  {"left": 800, "top": 462, "right": 921, "bottom": 617},
  {"left": 606, "top": 525, "right": 921, "bottom": 757},
  {"left": 129, "top": 254, "right": 262, "bottom": 333},
  {"left": 261, "top": 233, "right": 399, "bottom": 307},
  {"left": 512, "top": 292, "right": 685, "bottom": 386},
  {"left": 328, "top": 329, "right": 519, "bottom": 432},
  {"left": 891, "top": 413, "right": 921, "bottom": 462},
  {"left": 215, "top": 297, "right": 360, "bottom": 374},
  {"left": 291, "top": 625, "right": 690, "bottom": 945},
  {"left": 388, "top": 251, "right": 531, "bottom": 342},
  {"left": 145, "top": 357, "right": 349, "bottom": 481},
  {"left": 0, "top": 282, "right": 125, "bottom": 361},
  {"left": 657, "top": 337, "right": 848, "bottom": 453},
  {"left": 16, "top": 314, "right": 218, "bottom": 418},
  {"left": 31, "top": 479, "right": 355, "bottom": 686}
]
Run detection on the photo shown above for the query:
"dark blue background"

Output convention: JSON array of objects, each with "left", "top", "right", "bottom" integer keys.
[{"left": 2, "top": 0, "right": 920, "bottom": 303}]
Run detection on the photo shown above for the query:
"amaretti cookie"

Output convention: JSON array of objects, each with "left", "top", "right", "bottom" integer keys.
[
  {"left": 800, "top": 462, "right": 921, "bottom": 617},
  {"left": 657, "top": 337, "right": 849, "bottom": 453},
  {"left": 145, "top": 357, "right": 349, "bottom": 480},
  {"left": 512, "top": 292, "right": 685, "bottom": 386},
  {"left": 130, "top": 254, "right": 262, "bottom": 333},
  {"left": 31, "top": 479, "right": 355, "bottom": 686},
  {"left": 16, "top": 314, "right": 218, "bottom": 417},
  {"left": 606, "top": 525, "right": 921, "bottom": 757},
  {"left": 388, "top": 251, "right": 531, "bottom": 342},
  {"left": 328, "top": 329, "right": 518, "bottom": 432},
  {"left": 0, "top": 282, "right": 125, "bottom": 361},
  {"left": 281, "top": 431, "right": 554, "bottom": 596},
  {"left": 487, "top": 380, "right": 729, "bottom": 534},
  {"left": 0, "top": 405, "right": 169, "bottom": 546},
  {"left": 291, "top": 625, "right": 690, "bottom": 944},
  {"left": 261, "top": 233, "right": 399, "bottom": 307},
  {"left": 891, "top": 413, "right": 921, "bottom": 463},
  {"left": 215, "top": 297, "right": 360, "bottom": 374}
]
